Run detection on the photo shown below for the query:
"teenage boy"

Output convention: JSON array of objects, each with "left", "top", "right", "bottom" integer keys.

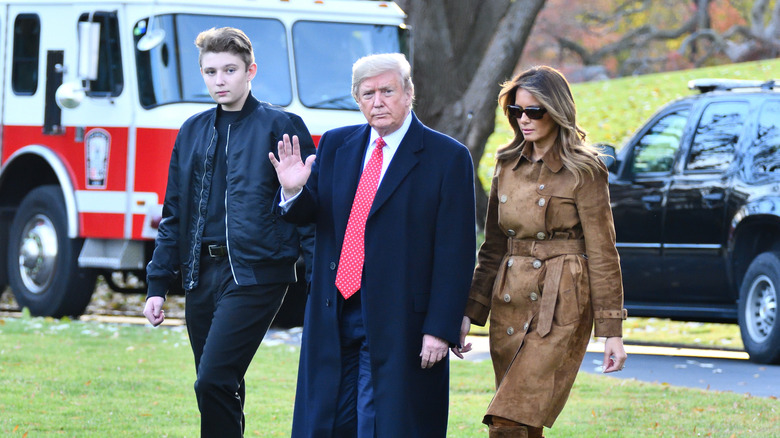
[{"left": 143, "top": 27, "right": 315, "bottom": 437}]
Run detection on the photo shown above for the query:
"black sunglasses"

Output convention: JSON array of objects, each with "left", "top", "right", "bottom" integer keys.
[{"left": 507, "top": 105, "right": 547, "bottom": 120}]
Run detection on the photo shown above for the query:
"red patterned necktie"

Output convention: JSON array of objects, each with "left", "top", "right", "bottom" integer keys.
[{"left": 335, "top": 137, "right": 386, "bottom": 299}]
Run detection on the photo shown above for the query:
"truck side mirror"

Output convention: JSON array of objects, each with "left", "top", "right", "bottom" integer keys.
[
  {"left": 55, "top": 20, "right": 101, "bottom": 109},
  {"left": 78, "top": 21, "right": 100, "bottom": 81},
  {"left": 55, "top": 81, "right": 85, "bottom": 109},
  {"left": 137, "top": 28, "right": 166, "bottom": 52}
]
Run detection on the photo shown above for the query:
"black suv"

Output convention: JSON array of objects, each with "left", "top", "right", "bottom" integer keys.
[{"left": 603, "top": 78, "right": 779, "bottom": 364}]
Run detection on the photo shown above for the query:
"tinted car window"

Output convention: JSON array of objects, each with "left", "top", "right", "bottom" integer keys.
[
  {"left": 749, "top": 100, "right": 780, "bottom": 178},
  {"left": 686, "top": 101, "right": 748, "bottom": 172},
  {"left": 631, "top": 109, "right": 688, "bottom": 174},
  {"left": 12, "top": 14, "right": 40, "bottom": 95}
]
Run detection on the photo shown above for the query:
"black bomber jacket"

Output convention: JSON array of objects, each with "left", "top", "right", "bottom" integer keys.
[{"left": 146, "top": 95, "right": 315, "bottom": 298}]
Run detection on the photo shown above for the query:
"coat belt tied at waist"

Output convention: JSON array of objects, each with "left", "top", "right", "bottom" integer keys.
[{"left": 506, "top": 237, "right": 587, "bottom": 337}]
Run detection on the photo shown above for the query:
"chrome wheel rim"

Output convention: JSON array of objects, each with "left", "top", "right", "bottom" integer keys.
[
  {"left": 17, "top": 214, "right": 59, "bottom": 294},
  {"left": 745, "top": 274, "right": 778, "bottom": 343}
]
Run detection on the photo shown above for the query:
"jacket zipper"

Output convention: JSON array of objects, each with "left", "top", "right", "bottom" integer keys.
[
  {"left": 224, "top": 124, "right": 238, "bottom": 284},
  {"left": 188, "top": 127, "right": 217, "bottom": 289}
]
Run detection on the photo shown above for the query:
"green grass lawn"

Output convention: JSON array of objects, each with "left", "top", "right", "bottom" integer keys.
[
  {"left": 480, "top": 58, "right": 780, "bottom": 188},
  {"left": 2, "top": 315, "right": 778, "bottom": 437}
]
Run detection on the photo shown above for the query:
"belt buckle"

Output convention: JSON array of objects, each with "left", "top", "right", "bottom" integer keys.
[{"left": 208, "top": 244, "right": 223, "bottom": 258}]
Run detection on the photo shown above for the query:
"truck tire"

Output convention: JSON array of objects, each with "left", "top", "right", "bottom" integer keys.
[
  {"left": 7, "top": 186, "right": 96, "bottom": 317},
  {"left": 738, "top": 251, "right": 780, "bottom": 364}
]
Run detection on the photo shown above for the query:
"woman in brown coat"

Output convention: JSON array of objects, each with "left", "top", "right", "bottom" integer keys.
[{"left": 453, "top": 66, "right": 627, "bottom": 438}]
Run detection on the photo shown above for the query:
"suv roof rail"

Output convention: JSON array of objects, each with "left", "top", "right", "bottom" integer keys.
[{"left": 688, "top": 78, "right": 776, "bottom": 93}]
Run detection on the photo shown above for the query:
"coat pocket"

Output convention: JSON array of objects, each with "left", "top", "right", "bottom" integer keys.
[{"left": 553, "top": 266, "right": 580, "bottom": 326}]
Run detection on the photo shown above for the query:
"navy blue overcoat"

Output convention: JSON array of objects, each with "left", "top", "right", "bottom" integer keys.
[{"left": 284, "top": 113, "right": 476, "bottom": 437}]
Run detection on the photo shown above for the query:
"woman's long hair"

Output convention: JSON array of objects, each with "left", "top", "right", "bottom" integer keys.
[{"left": 496, "top": 66, "right": 604, "bottom": 186}]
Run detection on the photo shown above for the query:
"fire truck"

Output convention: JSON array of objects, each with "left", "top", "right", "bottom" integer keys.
[{"left": 0, "top": 0, "right": 409, "bottom": 318}]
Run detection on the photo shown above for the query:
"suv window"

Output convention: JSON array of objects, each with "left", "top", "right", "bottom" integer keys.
[
  {"left": 631, "top": 109, "right": 688, "bottom": 174},
  {"left": 749, "top": 100, "right": 780, "bottom": 178},
  {"left": 686, "top": 101, "right": 749, "bottom": 172}
]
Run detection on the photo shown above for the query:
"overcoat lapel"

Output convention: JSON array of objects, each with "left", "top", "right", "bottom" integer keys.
[
  {"left": 369, "top": 114, "right": 423, "bottom": 217},
  {"left": 332, "top": 126, "right": 371, "bottom": 236}
]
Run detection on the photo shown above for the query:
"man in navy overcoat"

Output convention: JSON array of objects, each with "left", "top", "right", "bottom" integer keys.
[{"left": 270, "top": 53, "right": 476, "bottom": 437}]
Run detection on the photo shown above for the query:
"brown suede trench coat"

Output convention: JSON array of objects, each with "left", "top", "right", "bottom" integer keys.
[{"left": 465, "top": 144, "right": 626, "bottom": 428}]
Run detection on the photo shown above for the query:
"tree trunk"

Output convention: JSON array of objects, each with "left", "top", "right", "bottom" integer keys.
[{"left": 396, "top": 0, "right": 546, "bottom": 229}]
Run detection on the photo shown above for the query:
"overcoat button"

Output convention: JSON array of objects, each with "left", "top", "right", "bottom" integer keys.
[
  {"left": 523, "top": 322, "right": 529, "bottom": 331},
  {"left": 500, "top": 194, "right": 508, "bottom": 203},
  {"left": 329, "top": 262, "right": 336, "bottom": 270},
  {"left": 507, "top": 258, "right": 514, "bottom": 267},
  {"left": 507, "top": 229, "right": 516, "bottom": 236},
  {"left": 538, "top": 198, "right": 546, "bottom": 207},
  {"left": 503, "top": 294, "right": 511, "bottom": 303},
  {"left": 507, "top": 327, "right": 515, "bottom": 335},
  {"left": 530, "top": 292, "right": 538, "bottom": 301},
  {"left": 532, "top": 259, "right": 542, "bottom": 269},
  {"left": 539, "top": 184, "right": 545, "bottom": 190},
  {"left": 326, "top": 299, "right": 331, "bottom": 307},
  {"left": 536, "top": 232, "right": 546, "bottom": 240}
]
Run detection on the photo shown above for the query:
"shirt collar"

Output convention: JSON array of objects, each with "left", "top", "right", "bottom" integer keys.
[
  {"left": 369, "top": 111, "right": 412, "bottom": 150},
  {"left": 517, "top": 142, "right": 564, "bottom": 173}
]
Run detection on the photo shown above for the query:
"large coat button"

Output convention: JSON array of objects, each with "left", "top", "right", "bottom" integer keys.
[
  {"left": 523, "top": 322, "right": 529, "bottom": 331},
  {"left": 507, "top": 327, "right": 515, "bottom": 335},
  {"left": 503, "top": 293, "right": 511, "bottom": 303},
  {"left": 539, "top": 184, "right": 545, "bottom": 190},
  {"left": 500, "top": 194, "right": 508, "bottom": 203},
  {"left": 530, "top": 292, "right": 539, "bottom": 301},
  {"left": 536, "top": 232, "right": 546, "bottom": 240},
  {"left": 507, "top": 258, "right": 514, "bottom": 267},
  {"left": 329, "top": 262, "right": 337, "bottom": 270},
  {"left": 538, "top": 198, "right": 546, "bottom": 207},
  {"left": 507, "top": 229, "right": 516, "bottom": 236},
  {"left": 532, "top": 259, "right": 542, "bottom": 269}
]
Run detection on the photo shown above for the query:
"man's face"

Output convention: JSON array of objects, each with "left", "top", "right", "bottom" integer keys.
[
  {"left": 200, "top": 51, "right": 256, "bottom": 111},
  {"left": 356, "top": 71, "right": 412, "bottom": 137}
]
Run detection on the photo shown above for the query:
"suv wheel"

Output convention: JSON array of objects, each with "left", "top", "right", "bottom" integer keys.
[{"left": 738, "top": 252, "right": 780, "bottom": 364}]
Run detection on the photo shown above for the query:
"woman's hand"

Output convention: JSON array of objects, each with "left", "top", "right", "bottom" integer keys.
[
  {"left": 451, "top": 316, "right": 473, "bottom": 359},
  {"left": 602, "top": 336, "right": 627, "bottom": 373}
]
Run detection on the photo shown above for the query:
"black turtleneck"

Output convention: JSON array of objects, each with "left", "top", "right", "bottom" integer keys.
[{"left": 202, "top": 107, "right": 241, "bottom": 245}]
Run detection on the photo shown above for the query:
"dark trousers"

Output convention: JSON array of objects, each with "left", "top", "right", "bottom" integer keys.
[
  {"left": 333, "top": 293, "right": 376, "bottom": 437},
  {"left": 185, "top": 252, "right": 288, "bottom": 437}
]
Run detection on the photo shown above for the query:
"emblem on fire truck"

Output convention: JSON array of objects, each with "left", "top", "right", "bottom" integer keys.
[{"left": 85, "top": 128, "right": 110, "bottom": 189}]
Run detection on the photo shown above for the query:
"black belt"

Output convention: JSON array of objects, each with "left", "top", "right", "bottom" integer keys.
[{"left": 205, "top": 244, "right": 228, "bottom": 258}]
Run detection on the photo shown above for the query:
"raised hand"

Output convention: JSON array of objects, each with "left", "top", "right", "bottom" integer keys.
[{"left": 269, "top": 134, "right": 316, "bottom": 198}]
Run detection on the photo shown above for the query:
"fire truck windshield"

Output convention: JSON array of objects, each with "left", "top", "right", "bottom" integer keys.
[{"left": 133, "top": 15, "right": 409, "bottom": 110}]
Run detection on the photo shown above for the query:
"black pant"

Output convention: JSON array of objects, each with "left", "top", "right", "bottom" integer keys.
[{"left": 185, "top": 252, "right": 288, "bottom": 437}]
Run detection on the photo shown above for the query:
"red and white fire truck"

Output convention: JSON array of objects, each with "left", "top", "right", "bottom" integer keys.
[{"left": 0, "top": 0, "right": 409, "bottom": 318}]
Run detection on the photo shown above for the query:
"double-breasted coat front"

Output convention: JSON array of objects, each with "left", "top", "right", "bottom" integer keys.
[
  {"left": 466, "top": 144, "right": 626, "bottom": 428},
  {"left": 283, "top": 113, "right": 476, "bottom": 438}
]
